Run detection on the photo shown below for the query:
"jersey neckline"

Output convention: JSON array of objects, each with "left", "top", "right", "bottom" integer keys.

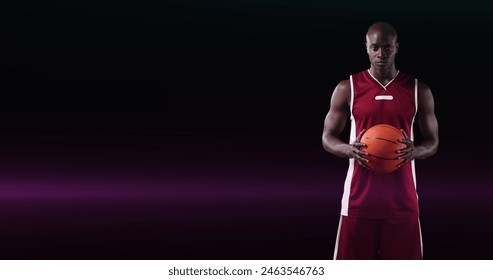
[{"left": 366, "top": 69, "right": 400, "bottom": 90}]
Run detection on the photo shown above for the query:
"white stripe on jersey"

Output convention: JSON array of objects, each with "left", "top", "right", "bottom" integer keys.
[
  {"left": 411, "top": 79, "right": 418, "bottom": 192},
  {"left": 333, "top": 216, "right": 343, "bottom": 260},
  {"left": 341, "top": 76, "right": 357, "bottom": 216}
]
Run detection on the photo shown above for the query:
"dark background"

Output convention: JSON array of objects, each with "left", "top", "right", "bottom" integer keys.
[{"left": 1, "top": 1, "right": 492, "bottom": 259}]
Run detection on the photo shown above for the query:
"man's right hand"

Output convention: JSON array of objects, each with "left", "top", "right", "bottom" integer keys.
[{"left": 349, "top": 129, "right": 370, "bottom": 169}]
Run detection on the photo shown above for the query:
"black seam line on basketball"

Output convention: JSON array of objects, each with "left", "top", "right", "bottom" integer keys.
[{"left": 364, "top": 137, "right": 400, "bottom": 145}]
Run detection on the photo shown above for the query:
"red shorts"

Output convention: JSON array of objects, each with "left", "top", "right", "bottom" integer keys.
[{"left": 334, "top": 215, "right": 423, "bottom": 260}]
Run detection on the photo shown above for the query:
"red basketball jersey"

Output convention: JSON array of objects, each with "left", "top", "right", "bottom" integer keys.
[{"left": 341, "top": 69, "right": 419, "bottom": 218}]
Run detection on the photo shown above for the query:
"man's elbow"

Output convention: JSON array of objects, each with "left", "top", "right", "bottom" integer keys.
[{"left": 416, "top": 140, "right": 438, "bottom": 160}]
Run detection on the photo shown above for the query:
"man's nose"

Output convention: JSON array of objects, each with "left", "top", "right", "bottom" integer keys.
[{"left": 376, "top": 48, "right": 384, "bottom": 57}]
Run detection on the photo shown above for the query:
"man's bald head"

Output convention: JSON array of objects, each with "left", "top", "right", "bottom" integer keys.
[
  {"left": 365, "top": 22, "right": 399, "bottom": 69},
  {"left": 366, "top": 22, "right": 398, "bottom": 43}
]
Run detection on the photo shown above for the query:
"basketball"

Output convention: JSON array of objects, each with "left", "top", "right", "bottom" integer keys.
[{"left": 360, "top": 124, "right": 407, "bottom": 173}]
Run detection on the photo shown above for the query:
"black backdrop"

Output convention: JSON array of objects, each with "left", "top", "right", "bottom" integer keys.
[{"left": 1, "top": 1, "right": 492, "bottom": 260}]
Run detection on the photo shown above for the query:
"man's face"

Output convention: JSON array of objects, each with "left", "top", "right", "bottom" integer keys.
[{"left": 365, "top": 32, "right": 399, "bottom": 68}]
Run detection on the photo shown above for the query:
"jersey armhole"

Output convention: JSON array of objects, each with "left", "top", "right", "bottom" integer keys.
[{"left": 349, "top": 75, "right": 354, "bottom": 121}]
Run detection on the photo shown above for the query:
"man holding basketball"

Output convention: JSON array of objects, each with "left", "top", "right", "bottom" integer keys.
[{"left": 322, "top": 21, "right": 439, "bottom": 259}]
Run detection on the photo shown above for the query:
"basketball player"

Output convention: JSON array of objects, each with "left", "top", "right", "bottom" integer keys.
[{"left": 322, "top": 22, "right": 439, "bottom": 260}]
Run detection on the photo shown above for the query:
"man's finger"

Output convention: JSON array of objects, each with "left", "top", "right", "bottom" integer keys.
[{"left": 400, "top": 129, "right": 409, "bottom": 139}]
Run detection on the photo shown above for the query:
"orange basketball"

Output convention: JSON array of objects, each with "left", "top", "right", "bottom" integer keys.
[{"left": 360, "top": 124, "right": 407, "bottom": 173}]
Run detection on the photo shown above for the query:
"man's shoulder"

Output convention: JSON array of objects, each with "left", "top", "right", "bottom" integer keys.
[
  {"left": 395, "top": 71, "right": 432, "bottom": 92},
  {"left": 336, "top": 69, "right": 367, "bottom": 88},
  {"left": 397, "top": 70, "right": 417, "bottom": 80},
  {"left": 335, "top": 79, "right": 350, "bottom": 91},
  {"left": 349, "top": 69, "right": 367, "bottom": 77}
]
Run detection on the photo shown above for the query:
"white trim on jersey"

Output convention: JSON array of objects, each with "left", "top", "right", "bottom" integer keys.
[
  {"left": 341, "top": 76, "right": 357, "bottom": 216},
  {"left": 411, "top": 79, "right": 418, "bottom": 192},
  {"left": 375, "top": 95, "right": 394, "bottom": 100},
  {"left": 418, "top": 217, "right": 424, "bottom": 258},
  {"left": 333, "top": 216, "right": 343, "bottom": 260},
  {"left": 349, "top": 75, "right": 355, "bottom": 120},
  {"left": 367, "top": 69, "right": 400, "bottom": 90},
  {"left": 414, "top": 78, "right": 419, "bottom": 116}
]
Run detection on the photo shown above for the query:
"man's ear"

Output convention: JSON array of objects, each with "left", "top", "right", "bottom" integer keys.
[{"left": 396, "top": 42, "right": 399, "bottom": 53}]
